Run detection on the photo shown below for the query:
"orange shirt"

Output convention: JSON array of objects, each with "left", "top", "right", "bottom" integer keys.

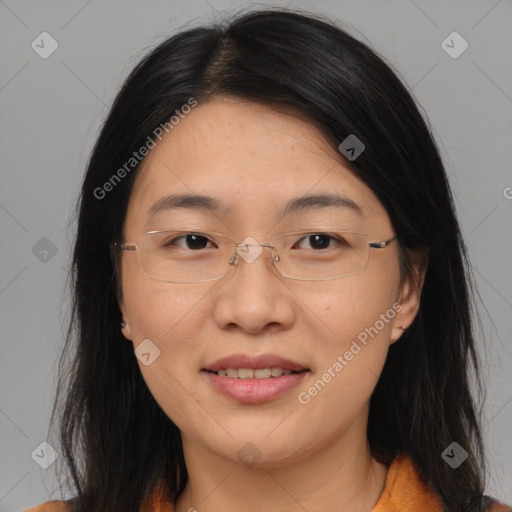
[{"left": 23, "top": 454, "right": 511, "bottom": 512}]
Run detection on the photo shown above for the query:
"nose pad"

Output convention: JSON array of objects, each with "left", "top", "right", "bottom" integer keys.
[{"left": 228, "top": 244, "right": 280, "bottom": 269}]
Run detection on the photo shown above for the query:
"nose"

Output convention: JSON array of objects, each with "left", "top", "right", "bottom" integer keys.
[{"left": 211, "top": 243, "right": 296, "bottom": 334}]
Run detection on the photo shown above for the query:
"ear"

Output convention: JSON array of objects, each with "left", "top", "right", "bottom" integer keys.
[
  {"left": 112, "top": 244, "right": 132, "bottom": 340},
  {"left": 119, "top": 299, "right": 133, "bottom": 340},
  {"left": 390, "top": 247, "right": 429, "bottom": 344}
]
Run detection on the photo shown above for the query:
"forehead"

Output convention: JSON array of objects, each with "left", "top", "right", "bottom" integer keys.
[{"left": 123, "top": 97, "right": 388, "bottom": 232}]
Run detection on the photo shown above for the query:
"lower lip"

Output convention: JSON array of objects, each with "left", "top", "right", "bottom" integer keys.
[{"left": 202, "top": 370, "right": 309, "bottom": 404}]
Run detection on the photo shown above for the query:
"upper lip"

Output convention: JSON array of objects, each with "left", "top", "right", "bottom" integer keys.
[{"left": 203, "top": 354, "right": 309, "bottom": 372}]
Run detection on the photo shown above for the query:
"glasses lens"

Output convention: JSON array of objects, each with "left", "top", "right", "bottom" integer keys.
[
  {"left": 137, "top": 231, "right": 236, "bottom": 283},
  {"left": 135, "top": 230, "right": 370, "bottom": 282},
  {"left": 273, "top": 231, "right": 369, "bottom": 280}
]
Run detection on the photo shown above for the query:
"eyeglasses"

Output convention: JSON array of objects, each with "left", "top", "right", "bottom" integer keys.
[{"left": 111, "top": 229, "right": 397, "bottom": 283}]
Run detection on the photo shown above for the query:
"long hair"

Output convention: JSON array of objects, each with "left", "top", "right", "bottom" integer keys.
[{"left": 50, "top": 8, "right": 492, "bottom": 511}]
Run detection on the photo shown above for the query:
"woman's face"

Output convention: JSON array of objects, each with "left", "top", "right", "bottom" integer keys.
[{"left": 119, "top": 96, "right": 419, "bottom": 466}]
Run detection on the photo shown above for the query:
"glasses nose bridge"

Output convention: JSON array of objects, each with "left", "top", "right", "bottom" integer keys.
[{"left": 227, "top": 240, "right": 280, "bottom": 268}]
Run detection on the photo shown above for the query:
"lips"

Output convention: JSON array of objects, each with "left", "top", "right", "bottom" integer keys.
[
  {"left": 203, "top": 353, "right": 309, "bottom": 373},
  {"left": 201, "top": 353, "right": 311, "bottom": 404}
]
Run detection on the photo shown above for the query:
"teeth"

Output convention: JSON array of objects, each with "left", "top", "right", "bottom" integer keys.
[
  {"left": 238, "top": 368, "right": 254, "bottom": 379},
  {"left": 254, "top": 368, "right": 271, "bottom": 379},
  {"left": 216, "top": 367, "right": 295, "bottom": 379}
]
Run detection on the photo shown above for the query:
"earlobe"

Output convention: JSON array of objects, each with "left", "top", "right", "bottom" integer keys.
[
  {"left": 119, "top": 299, "right": 132, "bottom": 340},
  {"left": 121, "top": 320, "right": 132, "bottom": 339},
  {"left": 390, "top": 321, "right": 408, "bottom": 344}
]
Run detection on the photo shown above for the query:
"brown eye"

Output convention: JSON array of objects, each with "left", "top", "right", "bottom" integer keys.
[
  {"left": 293, "top": 234, "right": 344, "bottom": 250},
  {"left": 164, "top": 234, "right": 215, "bottom": 250}
]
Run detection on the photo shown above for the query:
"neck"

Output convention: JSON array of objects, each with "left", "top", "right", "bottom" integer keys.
[{"left": 175, "top": 412, "right": 388, "bottom": 512}]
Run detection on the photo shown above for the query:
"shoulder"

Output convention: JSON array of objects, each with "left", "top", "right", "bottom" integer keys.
[
  {"left": 372, "top": 454, "right": 444, "bottom": 511},
  {"left": 489, "top": 501, "right": 512, "bottom": 512},
  {"left": 23, "top": 500, "right": 73, "bottom": 512},
  {"left": 23, "top": 494, "right": 175, "bottom": 512},
  {"left": 372, "top": 454, "right": 512, "bottom": 512}
]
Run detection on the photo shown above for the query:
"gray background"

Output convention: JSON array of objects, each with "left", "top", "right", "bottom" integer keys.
[{"left": 0, "top": 0, "right": 511, "bottom": 510}]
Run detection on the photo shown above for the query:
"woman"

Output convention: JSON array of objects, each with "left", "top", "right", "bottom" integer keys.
[{"left": 25, "top": 8, "right": 511, "bottom": 512}]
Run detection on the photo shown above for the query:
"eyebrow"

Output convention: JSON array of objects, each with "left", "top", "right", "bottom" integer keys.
[{"left": 146, "top": 192, "right": 364, "bottom": 218}]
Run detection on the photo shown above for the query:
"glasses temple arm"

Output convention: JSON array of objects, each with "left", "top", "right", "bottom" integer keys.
[{"left": 369, "top": 235, "right": 398, "bottom": 249}]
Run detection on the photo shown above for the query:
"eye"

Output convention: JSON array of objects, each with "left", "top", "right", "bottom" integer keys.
[
  {"left": 163, "top": 233, "right": 217, "bottom": 250},
  {"left": 293, "top": 233, "right": 346, "bottom": 250}
]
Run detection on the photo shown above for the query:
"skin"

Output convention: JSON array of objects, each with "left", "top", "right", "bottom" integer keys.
[{"left": 118, "top": 96, "right": 427, "bottom": 512}]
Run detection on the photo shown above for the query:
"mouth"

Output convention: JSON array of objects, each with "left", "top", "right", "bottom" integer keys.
[
  {"left": 201, "top": 354, "right": 311, "bottom": 404},
  {"left": 203, "top": 368, "right": 309, "bottom": 379}
]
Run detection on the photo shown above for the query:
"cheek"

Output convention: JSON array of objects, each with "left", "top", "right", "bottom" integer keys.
[
  {"left": 121, "top": 253, "right": 200, "bottom": 338},
  {"left": 121, "top": 265, "right": 209, "bottom": 411},
  {"left": 121, "top": 276, "right": 210, "bottom": 428},
  {"left": 297, "top": 263, "right": 399, "bottom": 354},
  {"left": 295, "top": 285, "right": 396, "bottom": 435},
  {"left": 295, "top": 260, "right": 400, "bottom": 407},
  {"left": 125, "top": 284, "right": 204, "bottom": 347}
]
